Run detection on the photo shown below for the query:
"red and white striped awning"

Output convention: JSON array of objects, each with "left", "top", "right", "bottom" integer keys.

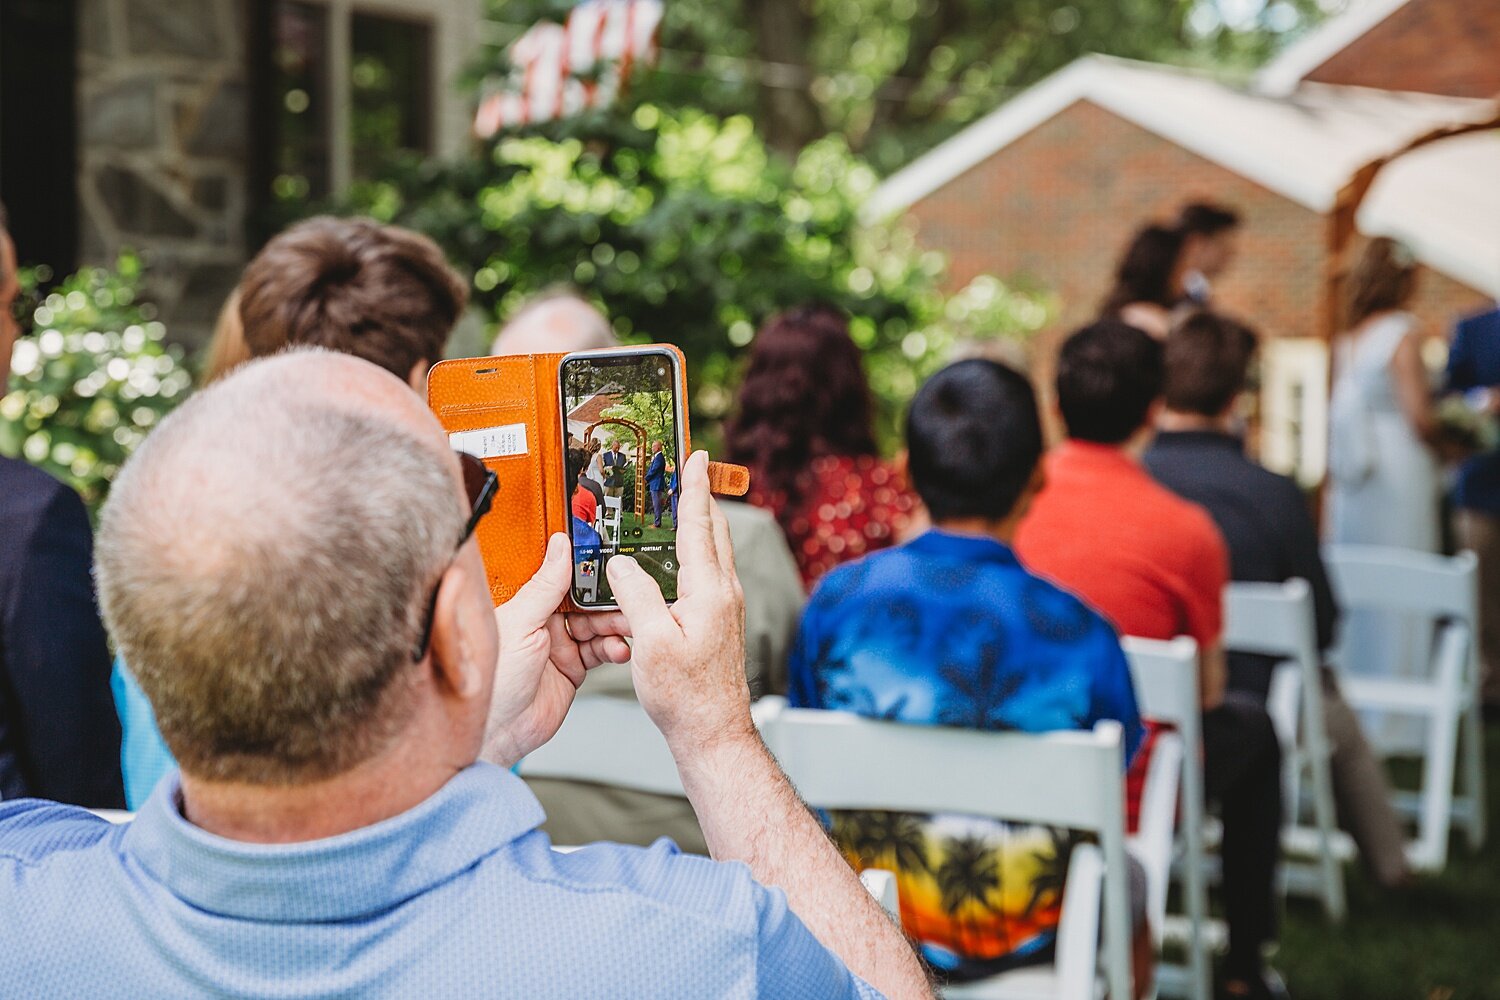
[{"left": 475, "top": 0, "right": 665, "bottom": 137}]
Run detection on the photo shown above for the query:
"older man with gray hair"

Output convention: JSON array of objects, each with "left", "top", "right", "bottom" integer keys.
[
  {"left": 490, "top": 285, "right": 618, "bottom": 355},
  {"left": 0, "top": 350, "right": 928, "bottom": 999}
]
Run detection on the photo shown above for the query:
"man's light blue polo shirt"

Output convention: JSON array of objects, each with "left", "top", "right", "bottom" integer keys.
[{"left": 0, "top": 762, "right": 881, "bottom": 998}]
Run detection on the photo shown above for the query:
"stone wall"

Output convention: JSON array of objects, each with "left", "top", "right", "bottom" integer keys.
[{"left": 78, "top": 0, "right": 250, "bottom": 345}]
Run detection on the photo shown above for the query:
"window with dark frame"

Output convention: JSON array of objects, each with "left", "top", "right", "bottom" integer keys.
[
  {"left": 253, "top": 1, "right": 436, "bottom": 228},
  {"left": 271, "top": 1, "right": 332, "bottom": 204},
  {"left": 351, "top": 12, "right": 434, "bottom": 180}
]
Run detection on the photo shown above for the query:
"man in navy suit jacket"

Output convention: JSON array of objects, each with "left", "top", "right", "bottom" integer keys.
[
  {"left": 0, "top": 203, "right": 124, "bottom": 806},
  {"left": 645, "top": 441, "right": 670, "bottom": 527},
  {"left": 1447, "top": 303, "right": 1500, "bottom": 706}
]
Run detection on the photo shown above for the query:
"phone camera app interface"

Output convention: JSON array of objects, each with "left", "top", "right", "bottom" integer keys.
[{"left": 563, "top": 354, "right": 681, "bottom": 606}]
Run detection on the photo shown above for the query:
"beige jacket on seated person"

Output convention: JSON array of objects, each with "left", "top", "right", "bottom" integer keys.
[{"left": 524, "top": 500, "right": 804, "bottom": 854}]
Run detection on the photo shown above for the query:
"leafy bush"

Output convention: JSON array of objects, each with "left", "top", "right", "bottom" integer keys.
[
  {"left": 0, "top": 255, "right": 192, "bottom": 514},
  {"left": 340, "top": 104, "right": 1049, "bottom": 449}
]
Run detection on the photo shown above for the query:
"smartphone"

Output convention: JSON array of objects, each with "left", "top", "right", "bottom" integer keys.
[{"left": 559, "top": 347, "right": 686, "bottom": 609}]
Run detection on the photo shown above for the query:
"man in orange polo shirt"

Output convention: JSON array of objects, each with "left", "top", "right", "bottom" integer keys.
[{"left": 1016, "top": 319, "right": 1287, "bottom": 1000}]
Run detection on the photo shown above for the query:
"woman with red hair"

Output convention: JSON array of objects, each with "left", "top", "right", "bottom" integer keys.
[{"left": 725, "top": 303, "right": 919, "bottom": 589}]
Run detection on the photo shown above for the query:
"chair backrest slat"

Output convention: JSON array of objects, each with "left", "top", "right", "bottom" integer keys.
[
  {"left": 768, "top": 712, "right": 1125, "bottom": 832},
  {"left": 517, "top": 696, "right": 684, "bottom": 797},
  {"left": 1323, "top": 545, "right": 1477, "bottom": 620},
  {"left": 1224, "top": 579, "right": 1319, "bottom": 662}
]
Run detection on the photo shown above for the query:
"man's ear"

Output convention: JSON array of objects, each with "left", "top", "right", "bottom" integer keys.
[
  {"left": 408, "top": 358, "right": 432, "bottom": 393},
  {"left": 1144, "top": 398, "right": 1166, "bottom": 434},
  {"left": 1009, "top": 464, "right": 1047, "bottom": 523},
  {"left": 428, "top": 563, "right": 486, "bottom": 701}
]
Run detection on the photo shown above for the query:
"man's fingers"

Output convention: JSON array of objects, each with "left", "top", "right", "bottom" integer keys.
[
  {"left": 708, "top": 497, "right": 735, "bottom": 577},
  {"left": 606, "top": 556, "right": 676, "bottom": 641},
  {"left": 498, "top": 533, "right": 572, "bottom": 626},
  {"left": 566, "top": 610, "right": 631, "bottom": 640},
  {"left": 578, "top": 634, "right": 632, "bottom": 667},
  {"left": 544, "top": 614, "right": 587, "bottom": 686},
  {"left": 673, "top": 451, "right": 718, "bottom": 576}
]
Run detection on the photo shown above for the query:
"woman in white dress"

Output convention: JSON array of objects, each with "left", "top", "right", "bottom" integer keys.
[
  {"left": 1326, "top": 237, "right": 1439, "bottom": 550},
  {"left": 1326, "top": 238, "right": 1439, "bottom": 747}
]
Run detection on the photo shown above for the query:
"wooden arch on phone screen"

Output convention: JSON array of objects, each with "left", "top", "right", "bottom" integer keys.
[{"left": 585, "top": 417, "right": 650, "bottom": 519}]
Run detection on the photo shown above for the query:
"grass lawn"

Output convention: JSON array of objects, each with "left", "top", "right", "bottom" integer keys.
[{"left": 1275, "top": 722, "right": 1500, "bottom": 999}]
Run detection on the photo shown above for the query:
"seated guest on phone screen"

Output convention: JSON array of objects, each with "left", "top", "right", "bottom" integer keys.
[
  {"left": 0, "top": 351, "right": 928, "bottom": 1000},
  {"left": 726, "top": 303, "right": 919, "bottom": 589},
  {"left": 789, "top": 359, "right": 1151, "bottom": 993},
  {"left": 1014, "top": 320, "right": 1287, "bottom": 1000},
  {"left": 569, "top": 448, "right": 599, "bottom": 526},
  {"left": 493, "top": 310, "right": 805, "bottom": 854},
  {"left": 1144, "top": 311, "right": 1408, "bottom": 888},
  {"left": 577, "top": 439, "right": 606, "bottom": 508},
  {"left": 113, "top": 216, "right": 470, "bottom": 808}
]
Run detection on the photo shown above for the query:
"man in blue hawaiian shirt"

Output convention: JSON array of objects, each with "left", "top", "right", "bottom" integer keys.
[{"left": 789, "top": 359, "right": 1146, "bottom": 986}]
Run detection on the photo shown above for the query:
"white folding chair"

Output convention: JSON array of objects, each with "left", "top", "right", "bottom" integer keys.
[
  {"left": 1323, "top": 545, "right": 1485, "bottom": 871},
  {"left": 518, "top": 695, "right": 789, "bottom": 799},
  {"left": 764, "top": 710, "right": 1133, "bottom": 1000},
  {"left": 600, "top": 495, "right": 624, "bottom": 544},
  {"left": 1122, "top": 636, "right": 1211, "bottom": 1000},
  {"left": 517, "top": 695, "right": 685, "bottom": 797},
  {"left": 1224, "top": 579, "right": 1345, "bottom": 921}
]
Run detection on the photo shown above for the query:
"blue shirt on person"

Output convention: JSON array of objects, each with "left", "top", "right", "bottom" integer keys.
[
  {"left": 1446, "top": 305, "right": 1500, "bottom": 515},
  {"left": 788, "top": 530, "right": 1142, "bottom": 981},
  {"left": 0, "top": 763, "right": 881, "bottom": 998}
]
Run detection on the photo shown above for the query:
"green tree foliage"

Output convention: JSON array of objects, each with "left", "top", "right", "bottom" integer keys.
[
  {"left": 0, "top": 256, "right": 192, "bottom": 515},
  {"left": 343, "top": 104, "right": 1050, "bottom": 450},
  {"left": 483, "top": 0, "right": 1332, "bottom": 170}
]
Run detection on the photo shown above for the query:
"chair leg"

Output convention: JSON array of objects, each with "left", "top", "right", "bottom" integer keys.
[
  {"left": 1461, "top": 694, "right": 1487, "bottom": 851},
  {"left": 1415, "top": 698, "right": 1461, "bottom": 873},
  {"left": 1183, "top": 834, "right": 1212, "bottom": 1000},
  {"left": 1307, "top": 753, "right": 1347, "bottom": 922}
]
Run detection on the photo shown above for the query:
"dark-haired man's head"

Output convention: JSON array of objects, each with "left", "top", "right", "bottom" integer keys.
[
  {"left": 567, "top": 446, "right": 590, "bottom": 488},
  {"left": 1056, "top": 320, "right": 1165, "bottom": 447},
  {"left": 238, "top": 216, "right": 468, "bottom": 391},
  {"left": 1163, "top": 311, "right": 1258, "bottom": 424},
  {"left": 906, "top": 359, "right": 1043, "bottom": 532},
  {"left": 1177, "top": 201, "right": 1241, "bottom": 283},
  {"left": 0, "top": 199, "right": 19, "bottom": 386}
]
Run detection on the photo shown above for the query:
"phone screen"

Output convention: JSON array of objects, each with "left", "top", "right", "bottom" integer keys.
[{"left": 560, "top": 349, "right": 683, "bottom": 608}]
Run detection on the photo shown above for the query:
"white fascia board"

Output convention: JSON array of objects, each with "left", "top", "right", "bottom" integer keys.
[{"left": 1256, "top": 0, "right": 1412, "bottom": 96}]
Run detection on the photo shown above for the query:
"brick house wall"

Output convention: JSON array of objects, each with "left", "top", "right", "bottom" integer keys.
[
  {"left": 904, "top": 99, "right": 1491, "bottom": 370},
  {"left": 1302, "top": 0, "right": 1500, "bottom": 99}
]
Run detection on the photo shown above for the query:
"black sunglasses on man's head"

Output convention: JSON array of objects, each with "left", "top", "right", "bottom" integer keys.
[{"left": 411, "top": 451, "right": 499, "bottom": 661}]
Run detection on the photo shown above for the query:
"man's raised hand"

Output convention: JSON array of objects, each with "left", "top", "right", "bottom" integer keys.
[{"left": 605, "top": 450, "right": 752, "bottom": 753}]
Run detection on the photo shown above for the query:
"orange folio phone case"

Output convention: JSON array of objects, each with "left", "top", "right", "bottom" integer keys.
[{"left": 427, "top": 345, "right": 750, "bottom": 611}]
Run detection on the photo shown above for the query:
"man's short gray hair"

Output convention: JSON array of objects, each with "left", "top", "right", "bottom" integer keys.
[
  {"left": 96, "top": 355, "right": 460, "bottom": 784},
  {"left": 491, "top": 286, "right": 617, "bottom": 355}
]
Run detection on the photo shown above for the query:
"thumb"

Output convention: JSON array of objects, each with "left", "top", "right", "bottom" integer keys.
[
  {"left": 499, "top": 533, "right": 571, "bottom": 625},
  {"left": 606, "top": 556, "right": 675, "bottom": 642}
]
